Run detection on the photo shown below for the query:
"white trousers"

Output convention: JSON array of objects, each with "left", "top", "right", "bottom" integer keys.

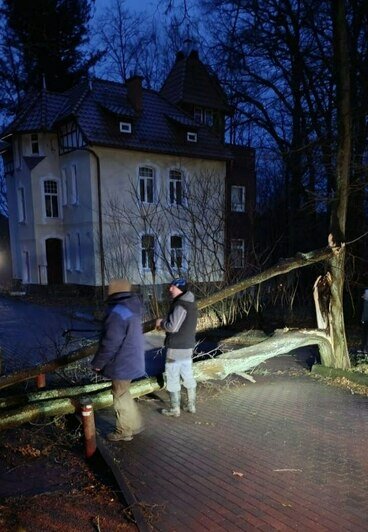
[{"left": 165, "top": 359, "right": 196, "bottom": 392}]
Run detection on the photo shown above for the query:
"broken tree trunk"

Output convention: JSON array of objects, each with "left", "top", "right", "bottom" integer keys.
[
  {"left": 326, "top": 0, "right": 351, "bottom": 370},
  {"left": 0, "top": 328, "right": 332, "bottom": 429}
]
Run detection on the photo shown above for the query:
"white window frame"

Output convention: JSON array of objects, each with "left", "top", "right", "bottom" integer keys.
[
  {"left": 70, "top": 164, "right": 79, "bottom": 205},
  {"left": 43, "top": 179, "right": 60, "bottom": 218},
  {"left": 141, "top": 233, "right": 156, "bottom": 271},
  {"left": 169, "top": 169, "right": 184, "bottom": 206},
  {"left": 231, "top": 185, "right": 246, "bottom": 212},
  {"left": 17, "top": 187, "right": 26, "bottom": 223},
  {"left": 187, "top": 131, "right": 197, "bottom": 143},
  {"left": 230, "top": 239, "right": 245, "bottom": 268},
  {"left": 139, "top": 166, "right": 155, "bottom": 204},
  {"left": 119, "top": 121, "right": 132, "bottom": 133}
]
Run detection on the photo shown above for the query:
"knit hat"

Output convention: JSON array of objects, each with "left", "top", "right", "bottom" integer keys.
[
  {"left": 170, "top": 278, "right": 187, "bottom": 292},
  {"left": 108, "top": 278, "right": 132, "bottom": 296}
]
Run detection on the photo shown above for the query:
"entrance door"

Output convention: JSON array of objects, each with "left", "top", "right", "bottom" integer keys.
[{"left": 46, "top": 238, "right": 63, "bottom": 285}]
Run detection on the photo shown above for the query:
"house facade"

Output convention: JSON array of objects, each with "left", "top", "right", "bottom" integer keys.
[{"left": 1, "top": 48, "right": 255, "bottom": 294}]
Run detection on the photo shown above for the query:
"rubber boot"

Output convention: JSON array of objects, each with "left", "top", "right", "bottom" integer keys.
[
  {"left": 161, "top": 391, "right": 181, "bottom": 417},
  {"left": 184, "top": 388, "right": 196, "bottom": 413}
]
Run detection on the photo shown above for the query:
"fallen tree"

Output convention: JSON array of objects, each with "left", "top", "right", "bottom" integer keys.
[
  {"left": 0, "top": 246, "right": 334, "bottom": 392},
  {"left": 0, "top": 328, "right": 332, "bottom": 429},
  {"left": 0, "top": 381, "right": 111, "bottom": 410}
]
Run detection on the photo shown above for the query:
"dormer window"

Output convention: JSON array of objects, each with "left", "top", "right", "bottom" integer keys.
[
  {"left": 194, "top": 107, "right": 214, "bottom": 127},
  {"left": 120, "top": 121, "right": 132, "bottom": 134},
  {"left": 204, "top": 110, "right": 213, "bottom": 127},
  {"left": 187, "top": 131, "right": 197, "bottom": 143},
  {"left": 194, "top": 107, "right": 203, "bottom": 124}
]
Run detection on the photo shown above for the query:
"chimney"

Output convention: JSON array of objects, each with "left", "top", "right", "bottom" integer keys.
[{"left": 126, "top": 74, "right": 143, "bottom": 112}]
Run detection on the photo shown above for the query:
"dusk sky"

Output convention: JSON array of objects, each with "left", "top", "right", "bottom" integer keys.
[{"left": 94, "top": 0, "right": 165, "bottom": 17}]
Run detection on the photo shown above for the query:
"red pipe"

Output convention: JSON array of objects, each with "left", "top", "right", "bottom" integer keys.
[{"left": 80, "top": 398, "right": 96, "bottom": 458}]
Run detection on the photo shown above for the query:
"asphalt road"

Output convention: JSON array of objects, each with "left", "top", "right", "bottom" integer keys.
[{"left": 0, "top": 295, "right": 100, "bottom": 374}]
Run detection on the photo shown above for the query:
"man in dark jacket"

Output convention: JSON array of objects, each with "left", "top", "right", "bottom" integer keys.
[
  {"left": 92, "top": 279, "right": 145, "bottom": 442},
  {"left": 156, "top": 278, "right": 197, "bottom": 417}
]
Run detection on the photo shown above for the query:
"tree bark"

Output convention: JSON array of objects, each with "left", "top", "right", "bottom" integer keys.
[
  {"left": 327, "top": 0, "right": 352, "bottom": 369},
  {"left": 0, "top": 382, "right": 111, "bottom": 410}
]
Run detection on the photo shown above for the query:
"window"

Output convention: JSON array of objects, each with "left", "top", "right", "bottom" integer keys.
[
  {"left": 194, "top": 107, "right": 213, "bottom": 127},
  {"left": 141, "top": 234, "right": 155, "bottom": 270},
  {"left": 31, "top": 133, "right": 39, "bottom": 154},
  {"left": 75, "top": 233, "right": 81, "bottom": 271},
  {"left": 231, "top": 185, "right": 246, "bottom": 212},
  {"left": 170, "top": 235, "right": 184, "bottom": 269},
  {"left": 70, "top": 164, "right": 79, "bottom": 205},
  {"left": 139, "top": 167, "right": 154, "bottom": 203},
  {"left": 187, "top": 132, "right": 197, "bottom": 142},
  {"left": 59, "top": 121, "right": 81, "bottom": 152},
  {"left": 119, "top": 122, "right": 132, "bottom": 133},
  {"left": 65, "top": 234, "right": 71, "bottom": 270},
  {"left": 17, "top": 187, "right": 26, "bottom": 222},
  {"left": 169, "top": 170, "right": 183, "bottom": 206},
  {"left": 230, "top": 239, "right": 245, "bottom": 268},
  {"left": 61, "top": 168, "right": 68, "bottom": 205},
  {"left": 44, "top": 180, "right": 59, "bottom": 218}
]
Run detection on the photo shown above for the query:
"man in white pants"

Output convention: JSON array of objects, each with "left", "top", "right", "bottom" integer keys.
[{"left": 156, "top": 278, "right": 198, "bottom": 417}]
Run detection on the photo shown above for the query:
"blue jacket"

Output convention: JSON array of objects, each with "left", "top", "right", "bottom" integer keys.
[{"left": 91, "top": 292, "right": 145, "bottom": 380}]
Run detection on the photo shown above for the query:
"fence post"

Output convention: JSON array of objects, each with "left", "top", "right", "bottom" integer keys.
[
  {"left": 36, "top": 373, "right": 46, "bottom": 389},
  {"left": 80, "top": 397, "right": 97, "bottom": 458}
]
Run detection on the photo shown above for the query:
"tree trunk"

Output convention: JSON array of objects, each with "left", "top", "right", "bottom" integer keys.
[
  {"left": 0, "top": 382, "right": 111, "bottom": 410},
  {"left": 327, "top": 0, "right": 352, "bottom": 369}
]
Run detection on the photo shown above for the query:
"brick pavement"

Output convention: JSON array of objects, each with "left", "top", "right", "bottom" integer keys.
[{"left": 95, "top": 356, "right": 368, "bottom": 531}]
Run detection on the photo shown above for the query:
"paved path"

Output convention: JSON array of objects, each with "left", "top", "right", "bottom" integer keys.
[{"left": 95, "top": 356, "right": 368, "bottom": 531}]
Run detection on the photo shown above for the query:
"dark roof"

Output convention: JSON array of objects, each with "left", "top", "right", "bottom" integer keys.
[
  {"left": 1, "top": 77, "right": 232, "bottom": 161},
  {"left": 160, "top": 50, "right": 231, "bottom": 113},
  {"left": 2, "top": 90, "right": 67, "bottom": 136}
]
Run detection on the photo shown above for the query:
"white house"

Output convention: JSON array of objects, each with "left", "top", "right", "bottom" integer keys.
[{"left": 1, "top": 48, "right": 255, "bottom": 295}]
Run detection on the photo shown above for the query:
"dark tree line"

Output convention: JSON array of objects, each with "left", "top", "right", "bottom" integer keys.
[{"left": 198, "top": 0, "right": 367, "bottom": 281}]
